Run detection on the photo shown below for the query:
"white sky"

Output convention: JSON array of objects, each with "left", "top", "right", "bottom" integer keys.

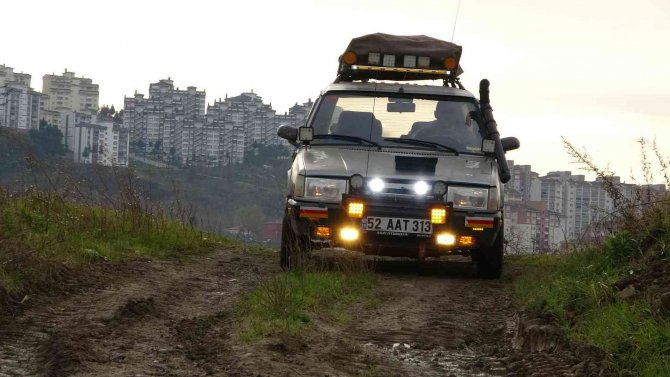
[{"left": 3, "top": 0, "right": 669, "bottom": 182}]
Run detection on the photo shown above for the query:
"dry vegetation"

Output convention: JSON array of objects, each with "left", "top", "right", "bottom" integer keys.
[{"left": 513, "top": 137, "right": 670, "bottom": 376}]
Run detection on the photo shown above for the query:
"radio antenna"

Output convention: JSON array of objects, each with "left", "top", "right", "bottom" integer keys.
[{"left": 451, "top": 0, "right": 462, "bottom": 42}]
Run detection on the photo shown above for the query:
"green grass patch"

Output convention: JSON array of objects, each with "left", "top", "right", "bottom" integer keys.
[
  {"left": 511, "top": 234, "right": 670, "bottom": 375},
  {"left": 0, "top": 191, "right": 231, "bottom": 304},
  {"left": 238, "top": 270, "right": 378, "bottom": 341}
]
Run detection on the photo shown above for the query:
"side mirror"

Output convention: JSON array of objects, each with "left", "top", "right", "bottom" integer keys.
[
  {"left": 277, "top": 125, "right": 298, "bottom": 146},
  {"left": 501, "top": 137, "right": 520, "bottom": 152}
]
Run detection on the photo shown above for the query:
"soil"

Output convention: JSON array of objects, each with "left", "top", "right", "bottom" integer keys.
[{"left": 0, "top": 251, "right": 605, "bottom": 377}]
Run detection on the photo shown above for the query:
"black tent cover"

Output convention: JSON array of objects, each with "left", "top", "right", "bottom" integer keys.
[
  {"left": 338, "top": 33, "right": 463, "bottom": 81},
  {"left": 345, "top": 33, "right": 461, "bottom": 64}
]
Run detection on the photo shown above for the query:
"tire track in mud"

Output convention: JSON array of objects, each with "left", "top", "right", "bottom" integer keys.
[
  {"left": 230, "top": 258, "right": 596, "bottom": 377},
  {"left": 1, "top": 252, "right": 602, "bottom": 376},
  {"left": 0, "top": 250, "right": 277, "bottom": 377}
]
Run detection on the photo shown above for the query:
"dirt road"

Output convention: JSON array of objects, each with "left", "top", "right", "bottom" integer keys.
[{"left": 0, "top": 251, "right": 592, "bottom": 377}]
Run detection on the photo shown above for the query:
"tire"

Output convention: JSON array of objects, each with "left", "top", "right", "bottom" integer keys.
[
  {"left": 475, "top": 229, "right": 503, "bottom": 279},
  {"left": 279, "top": 214, "right": 310, "bottom": 270}
]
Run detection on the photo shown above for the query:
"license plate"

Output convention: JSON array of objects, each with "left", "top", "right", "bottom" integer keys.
[{"left": 364, "top": 217, "right": 432, "bottom": 235}]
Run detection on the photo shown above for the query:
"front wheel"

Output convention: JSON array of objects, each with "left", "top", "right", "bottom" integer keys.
[
  {"left": 279, "top": 214, "right": 310, "bottom": 270},
  {"left": 474, "top": 229, "right": 503, "bottom": 279}
]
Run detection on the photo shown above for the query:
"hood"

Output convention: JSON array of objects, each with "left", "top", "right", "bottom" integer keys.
[{"left": 300, "top": 146, "right": 498, "bottom": 186}]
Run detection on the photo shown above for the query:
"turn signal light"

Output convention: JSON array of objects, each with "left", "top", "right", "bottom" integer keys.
[
  {"left": 315, "top": 226, "right": 331, "bottom": 238},
  {"left": 430, "top": 207, "right": 447, "bottom": 224},
  {"left": 347, "top": 201, "right": 365, "bottom": 218},
  {"left": 457, "top": 236, "right": 476, "bottom": 247}
]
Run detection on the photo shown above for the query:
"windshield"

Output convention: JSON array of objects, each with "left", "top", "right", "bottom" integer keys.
[{"left": 309, "top": 93, "right": 485, "bottom": 154}]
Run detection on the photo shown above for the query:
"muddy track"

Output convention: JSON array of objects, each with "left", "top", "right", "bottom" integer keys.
[
  {"left": 0, "top": 250, "right": 277, "bottom": 376},
  {"left": 1, "top": 252, "right": 600, "bottom": 376},
  {"left": 231, "top": 258, "right": 593, "bottom": 377}
]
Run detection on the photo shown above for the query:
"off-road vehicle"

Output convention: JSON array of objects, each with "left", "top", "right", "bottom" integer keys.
[{"left": 277, "top": 33, "right": 519, "bottom": 278}]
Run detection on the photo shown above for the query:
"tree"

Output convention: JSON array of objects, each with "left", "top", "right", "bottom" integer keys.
[
  {"left": 236, "top": 205, "right": 265, "bottom": 237},
  {"left": 29, "top": 121, "right": 66, "bottom": 156}
]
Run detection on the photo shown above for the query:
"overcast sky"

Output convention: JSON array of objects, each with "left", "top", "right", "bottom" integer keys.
[{"left": 3, "top": 0, "right": 669, "bottom": 182}]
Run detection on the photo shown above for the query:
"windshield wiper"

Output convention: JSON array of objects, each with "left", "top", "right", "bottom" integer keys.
[
  {"left": 313, "top": 134, "right": 380, "bottom": 148},
  {"left": 383, "top": 137, "right": 459, "bottom": 155}
]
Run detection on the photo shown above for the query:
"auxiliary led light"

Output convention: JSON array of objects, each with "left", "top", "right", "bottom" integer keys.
[
  {"left": 436, "top": 233, "right": 456, "bottom": 246},
  {"left": 382, "top": 54, "right": 396, "bottom": 67},
  {"left": 347, "top": 201, "right": 365, "bottom": 218},
  {"left": 349, "top": 174, "right": 364, "bottom": 190},
  {"left": 430, "top": 208, "right": 447, "bottom": 224},
  {"left": 414, "top": 181, "right": 429, "bottom": 195},
  {"left": 368, "top": 52, "right": 381, "bottom": 65},
  {"left": 340, "top": 227, "right": 360, "bottom": 242},
  {"left": 368, "top": 178, "right": 385, "bottom": 193},
  {"left": 433, "top": 181, "right": 447, "bottom": 197},
  {"left": 403, "top": 55, "right": 417, "bottom": 68}
]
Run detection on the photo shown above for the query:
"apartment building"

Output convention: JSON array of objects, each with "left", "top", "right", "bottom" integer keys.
[
  {"left": 504, "top": 200, "right": 564, "bottom": 253},
  {"left": 42, "top": 69, "right": 99, "bottom": 127},
  {"left": 123, "top": 79, "right": 206, "bottom": 164},
  {"left": 0, "top": 64, "right": 42, "bottom": 130},
  {"left": 58, "top": 110, "right": 92, "bottom": 151},
  {"left": 73, "top": 115, "right": 129, "bottom": 167}
]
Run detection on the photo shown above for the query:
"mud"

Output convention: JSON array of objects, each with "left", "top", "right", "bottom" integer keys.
[{"left": 0, "top": 251, "right": 605, "bottom": 376}]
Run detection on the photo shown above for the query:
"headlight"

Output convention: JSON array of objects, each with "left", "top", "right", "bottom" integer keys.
[
  {"left": 447, "top": 186, "right": 489, "bottom": 209},
  {"left": 304, "top": 178, "right": 347, "bottom": 202}
]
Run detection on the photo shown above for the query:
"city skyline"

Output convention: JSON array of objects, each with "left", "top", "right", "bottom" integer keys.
[{"left": 2, "top": 0, "right": 669, "bottom": 181}]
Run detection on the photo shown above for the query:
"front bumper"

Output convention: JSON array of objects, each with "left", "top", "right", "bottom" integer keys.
[{"left": 286, "top": 195, "right": 502, "bottom": 258}]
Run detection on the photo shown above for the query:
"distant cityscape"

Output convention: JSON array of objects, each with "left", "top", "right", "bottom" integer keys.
[
  {"left": 1, "top": 63, "right": 666, "bottom": 253},
  {"left": 503, "top": 162, "right": 665, "bottom": 253},
  {"left": 1, "top": 63, "right": 312, "bottom": 167}
]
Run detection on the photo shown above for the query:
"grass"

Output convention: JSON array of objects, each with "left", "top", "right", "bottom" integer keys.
[
  {"left": 237, "top": 268, "right": 378, "bottom": 342},
  {"left": 0, "top": 189, "right": 230, "bottom": 309},
  {"left": 512, "top": 230, "right": 670, "bottom": 375}
]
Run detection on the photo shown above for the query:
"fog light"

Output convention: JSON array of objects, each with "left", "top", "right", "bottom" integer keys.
[
  {"left": 436, "top": 232, "right": 456, "bottom": 246},
  {"left": 347, "top": 201, "right": 364, "bottom": 218},
  {"left": 430, "top": 207, "right": 447, "bottom": 224},
  {"left": 458, "top": 236, "right": 475, "bottom": 247},
  {"left": 340, "top": 227, "right": 360, "bottom": 241},
  {"left": 315, "top": 226, "right": 331, "bottom": 238}
]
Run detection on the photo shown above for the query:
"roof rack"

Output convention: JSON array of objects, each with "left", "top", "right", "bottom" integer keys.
[{"left": 334, "top": 33, "right": 464, "bottom": 88}]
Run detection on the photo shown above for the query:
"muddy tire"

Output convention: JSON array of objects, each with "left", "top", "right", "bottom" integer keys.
[
  {"left": 279, "top": 214, "right": 310, "bottom": 270},
  {"left": 475, "top": 229, "right": 503, "bottom": 279}
]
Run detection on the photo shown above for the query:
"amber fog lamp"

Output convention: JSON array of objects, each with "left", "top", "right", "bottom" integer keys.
[
  {"left": 340, "top": 227, "right": 360, "bottom": 242},
  {"left": 436, "top": 233, "right": 456, "bottom": 246},
  {"left": 458, "top": 236, "right": 476, "bottom": 247},
  {"left": 343, "top": 51, "right": 357, "bottom": 65},
  {"left": 444, "top": 57, "right": 458, "bottom": 70},
  {"left": 430, "top": 207, "right": 447, "bottom": 224},
  {"left": 315, "top": 226, "right": 331, "bottom": 238},
  {"left": 347, "top": 201, "right": 365, "bottom": 218}
]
